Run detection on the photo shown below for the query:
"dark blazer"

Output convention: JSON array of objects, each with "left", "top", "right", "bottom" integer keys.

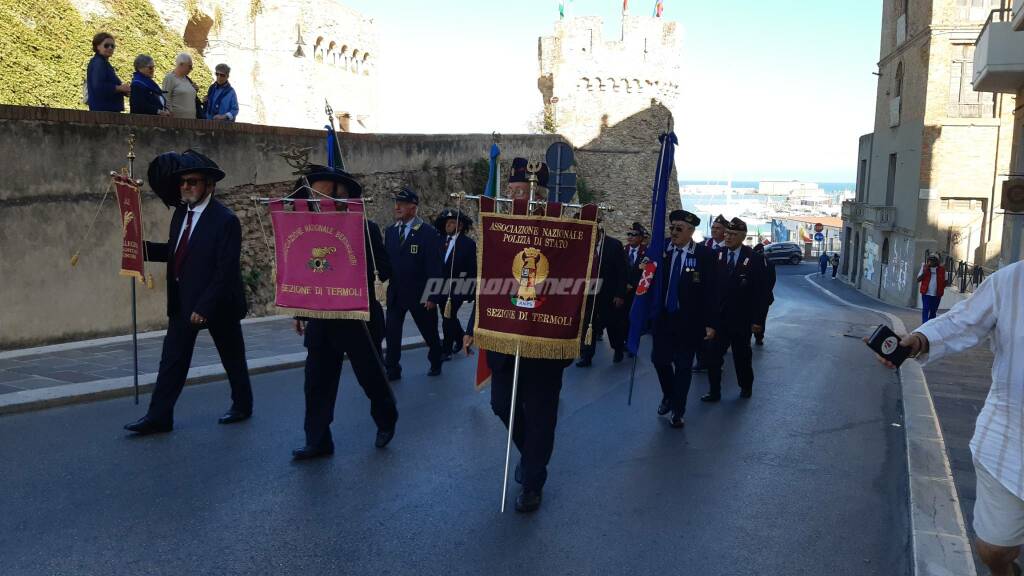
[
  {"left": 384, "top": 218, "right": 444, "bottom": 307},
  {"left": 441, "top": 233, "right": 477, "bottom": 303},
  {"left": 86, "top": 54, "right": 124, "bottom": 112},
  {"left": 657, "top": 242, "right": 718, "bottom": 342},
  {"left": 145, "top": 198, "right": 246, "bottom": 322},
  {"left": 624, "top": 244, "right": 646, "bottom": 289},
  {"left": 129, "top": 73, "right": 165, "bottom": 115},
  {"left": 304, "top": 219, "right": 391, "bottom": 347},
  {"left": 713, "top": 245, "right": 770, "bottom": 329},
  {"left": 595, "top": 234, "right": 627, "bottom": 305}
]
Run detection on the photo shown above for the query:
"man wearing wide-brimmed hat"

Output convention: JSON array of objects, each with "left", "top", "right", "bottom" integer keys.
[
  {"left": 434, "top": 208, "right": 477, "bottom": 357},
  {"left": 125, "top": 150, "right": 253, "bottom": 435}
]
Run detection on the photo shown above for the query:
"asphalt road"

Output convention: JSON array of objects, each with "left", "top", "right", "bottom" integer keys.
[{"left": 0, "top": 263, "right": 910, "bottom": 575}]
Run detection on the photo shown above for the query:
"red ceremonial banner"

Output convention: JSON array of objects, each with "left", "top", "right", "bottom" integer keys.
[
  {"left": 472, "top": 212, "right": 598, "bottom": 360},
  {"left": 270, "top": 204, "right": 370, "bottom": 320},
  {"left": 113, "top": 175, "right": 145, "bottom": 280}
]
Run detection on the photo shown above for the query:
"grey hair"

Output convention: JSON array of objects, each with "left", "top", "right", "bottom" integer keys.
[
  {"left": 175, "top": 53, "right": 193, "bottom": 66},
  {"left": 215, "top": 63, "right": 231, "bottom": 75},
  {"left": 133, "top": 54, "right": 155, "bottom": 71}
]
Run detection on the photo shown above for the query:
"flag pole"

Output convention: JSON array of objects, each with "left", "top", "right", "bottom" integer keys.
[
  {"left": 126, "top": 133, "right": 140, "bottom": 405},
  {"left": 627, "top": 353, "right": 638, "bottom": 406},
  {"left": 500, "top": 343, "right": 522, "bottom": 513}
]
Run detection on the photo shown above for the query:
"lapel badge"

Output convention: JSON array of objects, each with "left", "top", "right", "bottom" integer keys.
[{"left": 410, "top": 244, "right": 419, "bottom": 254}]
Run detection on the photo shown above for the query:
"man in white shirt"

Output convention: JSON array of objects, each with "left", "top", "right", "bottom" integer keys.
[{"left": 878, "top": 261, "right": 1024, "bottom": 576}]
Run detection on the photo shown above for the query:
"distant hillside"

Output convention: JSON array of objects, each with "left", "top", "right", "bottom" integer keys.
[{"left": 0, "top": 0, "right": 211, "bottom": 109}]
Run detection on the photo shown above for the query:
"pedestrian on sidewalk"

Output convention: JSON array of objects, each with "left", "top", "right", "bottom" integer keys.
[
  {"left": 704, "top": 218, "right": 769, "bottom": 401},
  {"left": 651, "top": 210, "right": 717, "bottom": 427},
  {"left": 695, "top": 214, "right": 730, "bottom": 371},
  {"left": 751, "top": 243, "right": 775, "bottom": 346},
  {"left": 818, "top": 251, "right": 829, "bottom": 276},
  {"left": 204, "top": 63, "right": 238, "bottom": 121},
  {"left": 291, "top": 165, "right": 398, "bottom": 459},
  {"left": 917, "top": 254, "right": 945, "bottom": 324},
  {"left": 124, "top": 150, "right": 252, "bottom": 435},
  {"left": 163, "top": 53, "right": 199, "bottom": 119},
  {"left": 831, "top": 252, "right": 840, "bottom": 279},
  {"left": 874, "top": 261, "right": 1024, "bottom": 576},
  {"left": 85, "top": 32, "right": 129, "bottom": 112},
  {"left": 576, "top": 225, "right": 627, "bottom": 367},
  {"left": 383, "top": 187, "right": 445, "bottom": 380}
]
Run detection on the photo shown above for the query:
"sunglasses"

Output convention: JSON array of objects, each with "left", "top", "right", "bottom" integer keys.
[
  {"left": 215, "top": 73, "right": 227, "bottom": 77},
  {"left": 669, "top": 225, "right": 688, "bottom": 232},
  {"left": 102, "top": 43, "right": 115, "bottom": 49},
  {"left": 180, "top": 177, "right": 205, "bottom": 188}
]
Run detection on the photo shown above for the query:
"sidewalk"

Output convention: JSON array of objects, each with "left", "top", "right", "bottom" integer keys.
[
  {"left": 809, "top": 274, "right": 991, "bottom": 574},
  {"left": 0, "top": 308, "right": 471, "bottom": 415}
]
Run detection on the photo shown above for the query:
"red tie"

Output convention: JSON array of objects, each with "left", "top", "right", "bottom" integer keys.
[{"left": 173, "top": 210, "right": 194, "bottom": 280}]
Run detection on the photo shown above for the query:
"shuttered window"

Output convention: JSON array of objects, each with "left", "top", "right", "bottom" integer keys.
[{"left": 948, "top": 44, "right": 995, "bottom": 118}]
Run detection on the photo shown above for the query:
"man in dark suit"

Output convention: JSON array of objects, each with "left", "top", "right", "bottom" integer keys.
[
  {"left": 703, "top": 214, "right": 728, "bottom": 252},
  {"left": 436, "top": 209, "right": 477, "bottom": 357},
  {"left": 462, "top": 157, "right": 572, "bottom": 514},
  {"left": 622, "top": 222, "right": 647, "bottom": 356},
  {"left": 125, "top": 150, "right": 252, "bottom": 434},
  {"left": 703, "top": 217, "right": 770, "bottom": 401},
  {"left": 652, "top": 210, "right": 718, "bottom": 427},
  {"left": 290, "top": 165, "right": 398, "bottom": 460},
  {"left": 752, "top": 243, "right": 776, "bottom": 346},
  {"left": 383, "top": 187, "right": 445, "bottom": 379},
  {"left": 577, "top": 227, "right": 627, "bottom": 366}
]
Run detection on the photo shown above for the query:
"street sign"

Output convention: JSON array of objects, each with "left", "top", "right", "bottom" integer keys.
[
  {"left": 545, "top": 142, "right": 577, "bottom": 203},
  {"left": 814, "top": 232, "right": 825, "bottom": 242},
  {"left": 814, "top": 223, "right": 824, "bottom": 233}
]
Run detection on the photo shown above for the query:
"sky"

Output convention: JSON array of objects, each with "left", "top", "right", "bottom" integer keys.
[{"left": 338, "top": 0, "right": 884, "bottom": 183}]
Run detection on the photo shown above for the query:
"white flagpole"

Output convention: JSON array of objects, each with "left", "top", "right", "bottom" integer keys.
[{"left": 500, "top": 343, "right": 522, "bottom": 513}]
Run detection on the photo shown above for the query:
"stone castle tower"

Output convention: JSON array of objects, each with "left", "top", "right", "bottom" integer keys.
[
  {"left": 538, "top": 13, "right": 681, "bottom": 230},
  {"left": 539, "top": 13, "right": 680, "bottom": 147}
]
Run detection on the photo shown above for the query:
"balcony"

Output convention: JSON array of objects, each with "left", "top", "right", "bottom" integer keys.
[
  {"left": 973, "top": 11, "right": 1024, "bottom": 94},
  {"left": 842, "top": 202, "right": 896, "bottom": 231}
]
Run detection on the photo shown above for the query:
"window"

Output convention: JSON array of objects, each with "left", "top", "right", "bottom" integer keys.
[
  {"left": 956, "top": 0, "right": 1002, "bottom": 21},
  {"left": 948, "top": 44, "right": 995, "bottom": 118},
  {"left": 886, "top": 153, "right": 897, "bottom": 206},
  {"left": 895, "top": 62, "right": 904, "bottom": 98},
  {"left": 857, "top": 159, "right": 868, "bottom": 202}
]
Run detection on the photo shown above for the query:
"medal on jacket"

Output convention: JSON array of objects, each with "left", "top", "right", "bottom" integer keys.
[{"left": 410, "top": 244, "right": 419, "bottom": 254}]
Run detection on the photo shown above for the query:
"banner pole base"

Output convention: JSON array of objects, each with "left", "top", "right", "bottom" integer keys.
[
  {"left": 628, "top": 351, "right": 638, "bottom": 406},
  {"left": 131, "top": 279, "right": 139, "bottom": 405}
]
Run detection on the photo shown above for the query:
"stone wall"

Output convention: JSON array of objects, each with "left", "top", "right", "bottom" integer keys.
[{"left": 0, "top": 106, "right": 560, "bottom": 349}]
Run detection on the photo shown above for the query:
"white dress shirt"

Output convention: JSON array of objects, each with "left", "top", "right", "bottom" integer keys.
[
  {"left": 916, "top": 261, "right": 1024, "bottom": 498},
  {"left": 174, "top": 192, "right": 212, "bottom": 251},
  {"left": 444, "top": 232, "right": 459, "bottom": 262}
]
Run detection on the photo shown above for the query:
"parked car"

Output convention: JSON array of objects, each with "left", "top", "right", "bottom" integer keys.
[{"left": 763, "top": 242, "right": 803, "bottom": 265}]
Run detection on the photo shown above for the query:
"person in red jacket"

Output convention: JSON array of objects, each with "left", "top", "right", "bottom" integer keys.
[{"left": 918, "top": 254, "right": 946, "bottom": 325}]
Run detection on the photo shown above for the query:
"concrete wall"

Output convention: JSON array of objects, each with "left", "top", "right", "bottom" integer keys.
[{"left": 0, "top": 106, "right": 561, "bottom": 349}]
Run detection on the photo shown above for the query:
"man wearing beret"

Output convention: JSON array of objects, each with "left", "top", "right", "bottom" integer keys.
[
  {"left": 435, "top": 209, "right": 477, "bottom": 357},
  {"left": 291, "top": 165, "right": 398, "bottom": 459},
  {"left": 652, "top": 210, "right": 718, "bottom": 426},
  {"left": 703, "top": 217, "right": 770, "bottom": 401},
  {"left": 462, "top": 158, "right": 573, "bottom": 513},
  {"left": 622, "top": 223, "right": 647, "bottom": 355},
  {"left": 577, "top": 224, "right": 627, "bottom": 367},
  {"left": 384, "top": 187, "right": 446, "bottom": 379},
  {"left": 704, "top": 215, "right": 729, "bottom": 252},
  {"left": 125, "top": 150, "right": 252, "bottom": 434}
]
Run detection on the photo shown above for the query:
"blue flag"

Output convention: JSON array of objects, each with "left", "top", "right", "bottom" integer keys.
[
  {"left": 483, "top": 143, "right": 501, "bottom": 197},
  {"left": 626, "top": 131, "right": 677, "bottom": 355}
]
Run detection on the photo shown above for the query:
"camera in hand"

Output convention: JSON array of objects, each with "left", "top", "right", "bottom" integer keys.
[{"left": 865, "top": 324, "right": 912, "bottom": 367}]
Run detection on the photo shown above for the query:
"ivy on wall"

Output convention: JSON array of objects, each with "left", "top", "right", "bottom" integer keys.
[{"left": 0, "top": 0, "right": 212, "bottom": 109}]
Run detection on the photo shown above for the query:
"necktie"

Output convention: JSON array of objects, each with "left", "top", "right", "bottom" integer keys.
[
  {"left": 400, "top": 223, "right": 407, "bottom": 242},
  {"left": 630, "top": 247, "right": 637, "bottom": 265},
  {"left": 728, "top": 251, "right": 736, "bottom": 274},
  {"left": 173, "top": 210, "right": 194, "bottom": 280},
  {"left": 666, "top": 249, "right": 681, "bottom": 312},
  {"left": 445, "top": 236, "right": 453, "bottom": 252}
]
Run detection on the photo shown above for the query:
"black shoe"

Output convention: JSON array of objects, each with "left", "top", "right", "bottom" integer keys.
[
  {"left": 670, "top": 414, "right": 685, "bottom": 428},
  {"left": 292, "top": 445, "right": 334, "bottom": 460},
  {"left": 387, "top": 371, "right": 402, "bottom": 382},
  {"left": 428, "top": 363, "right": 442, "bottom": 377},
  {"left": 218, "top": 409, "right": 251, "bottom": 425},
  {"left": 754, "top": 338, "right": 764, "bottom": 346},
  {"left": 700, "top": 394, "right": 721, "bottom": 403},
  {"left": 441, "top": 353, "right": 453, "bottom": 362},
  {"left": 657, "top": 398, "right": 671, "bottom": 416},
  {"left": 613, "top": 349, "right": 624, "bottom": 363},
  {"left": 124, "top": 417, "right": 172, "bottom": 435},
  {"left": 575, "top": 358, "right": 592, "bottom": 368},
  {"left": 739, "top": 388, "right": 752, "bottom": 399},
  {"left": 515, "top": 489, "right": 543, "bottom": 513},
  {"left": 375, "top": 428, "right": 395, "bottom": 448}
]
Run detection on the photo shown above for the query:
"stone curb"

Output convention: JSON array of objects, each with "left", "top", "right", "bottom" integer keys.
[
  {"left": 804, "top": 274, "right": 976, "bottom": 576},
  {"left": 0, "top": 336, "right": 426, "bottom": 416}
]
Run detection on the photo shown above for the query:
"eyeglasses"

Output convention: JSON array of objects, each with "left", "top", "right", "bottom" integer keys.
[
  {"left": 215, "top": 73, "right": 227, "bottom": 77},
  {"left": 180, "top": 177, "right": 205, "bottom": 188},
  {"left": 102, "top": 43, "right": 115, "bottom": 49}
]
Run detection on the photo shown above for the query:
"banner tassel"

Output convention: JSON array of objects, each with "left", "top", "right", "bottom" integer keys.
[
  {"left": 146, "top": 273, "right": 155, "bottom": 290},
  {"left": 444, "top": 299, "right": 453, "bottom": 319},
  {"left": 70, "top": 254, "right": 80, "bottom": 267},
  {"left": 584, "top": 324, "right": 593, "bottom": 346}
]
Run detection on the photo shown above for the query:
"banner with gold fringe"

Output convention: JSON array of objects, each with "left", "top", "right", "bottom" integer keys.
[
  {"left": 472, "top": 210, "right": 597, "bottom": 360},
  {"left": 270, "top": 200, "right": 370, "bottom": 320},
  {"left": 113, "top": 174, "right": 146, "bottom": 281}
]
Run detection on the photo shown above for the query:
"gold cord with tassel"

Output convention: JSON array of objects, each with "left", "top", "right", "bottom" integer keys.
[{"left": 70, "top": 180, "right": 114, "bottom": 268}]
